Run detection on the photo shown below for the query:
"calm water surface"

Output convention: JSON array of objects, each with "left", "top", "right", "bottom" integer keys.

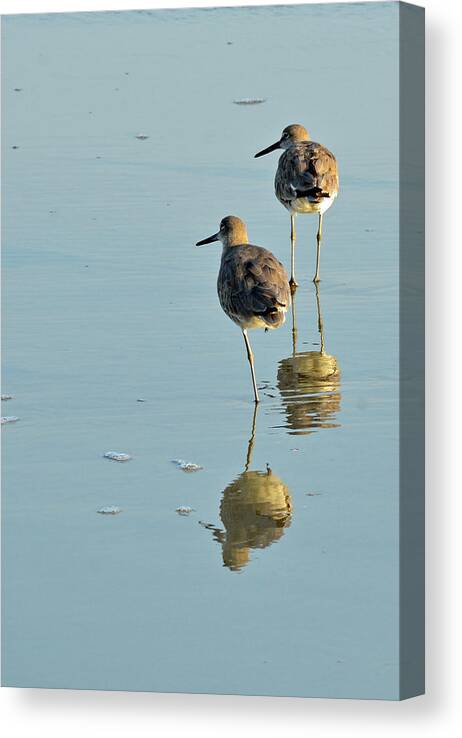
[{"left": 2, "top": 4, "right": 400, "bottom": 698}]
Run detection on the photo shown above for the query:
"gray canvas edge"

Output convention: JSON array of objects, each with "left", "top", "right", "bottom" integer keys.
[{"left": 398, "top": 1, "right": 425, "bottom": 700}]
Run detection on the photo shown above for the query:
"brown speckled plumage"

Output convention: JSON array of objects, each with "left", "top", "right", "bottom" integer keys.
[
  {"left": 218, "top": 243, "right": 290, "bottom": 330},
  {"left": 275, "top": 140, "right": 339, "bottom": 211},
  {"left": 196, "top": 215, "right": 290, "bottom": 403}
]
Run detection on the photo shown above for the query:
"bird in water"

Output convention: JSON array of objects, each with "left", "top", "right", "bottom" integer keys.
[
  {"left": 254, "top": 124, "right": 339, "bottom": 288},
  {"left": 196, "top": 215, "right": 290, "bottom": 403}
]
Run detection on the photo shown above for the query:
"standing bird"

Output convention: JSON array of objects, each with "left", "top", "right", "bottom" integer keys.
[
  {"left": 196, "top": 215, "right": 290, "bottom": 404},
  {"left": 255, "top": 124, "right": 339, "bottom": 288}
]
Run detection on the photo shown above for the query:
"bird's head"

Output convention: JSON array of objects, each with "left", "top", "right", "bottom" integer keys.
[
  {"left": 196, "top": 215, "right": 249, "bottom": 248},
  {"left": 254, "top": 124, "right": 310, "bottom": 157}
]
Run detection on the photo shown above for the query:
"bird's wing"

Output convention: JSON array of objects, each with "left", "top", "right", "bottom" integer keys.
[
  {"left": 229, "top": 246, "right": 290, "bottom": 319},
  {"left": 277, "top": 142, "right": 339, "bottom": 202}
]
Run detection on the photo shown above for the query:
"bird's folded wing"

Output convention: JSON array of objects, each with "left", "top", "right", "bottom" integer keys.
[
  {"left": 279, "top": 144, "right": 338, "bottom": 201},
  {"left": 231, "top": 250, "right": 290, "bottom": 316}
]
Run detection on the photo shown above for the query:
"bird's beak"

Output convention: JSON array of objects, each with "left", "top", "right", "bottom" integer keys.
[
  {"left": 254, "top": 140, "right": 281, "bottom": 158},
  {"left": 196, "top": 232, "right": 220, "bottom": 246}
]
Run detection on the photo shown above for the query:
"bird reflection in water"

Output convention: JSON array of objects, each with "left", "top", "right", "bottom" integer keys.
[
  {"left": 200, "top": 406, "right": 292, "bottom": 572},
  {"left": 277, "top": 282, "right": 341, "bottom": 435}
]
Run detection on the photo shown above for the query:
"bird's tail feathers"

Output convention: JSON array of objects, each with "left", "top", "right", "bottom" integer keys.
[
  {"left": 296, "top": 186, "right": 330, "bottom": 201},
  {"left": 260, "top": 304, "right": 286, "bottom": 328}
]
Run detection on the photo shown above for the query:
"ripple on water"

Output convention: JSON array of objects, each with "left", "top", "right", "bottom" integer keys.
[{"left": 233, "top": 98, "right": 266, "bottom": 105}]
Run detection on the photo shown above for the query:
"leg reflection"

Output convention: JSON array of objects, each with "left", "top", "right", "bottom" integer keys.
[
  {"left": 277, "top": 282, "right": 341, "bottom": 435},
  {"left": 200, "top": 405, "right": 292, "bottom": 571}
]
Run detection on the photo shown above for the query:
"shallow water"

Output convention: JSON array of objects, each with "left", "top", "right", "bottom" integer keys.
[{"left": 2, "top": 4, "right": 401, "bottom": 698}]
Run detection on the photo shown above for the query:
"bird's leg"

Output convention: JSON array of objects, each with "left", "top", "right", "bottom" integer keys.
[
  {"left": 313, "top": 212, "right": 323, "bottom": 283},
  {"left": 289, "top": 214, "right": 298, "bottom": 292},
  {"left": 242, "top": 329, "right": 260, "bottom": 404},
  {"left": 314, "top": 281, "right": 325, "bottom": 354}
]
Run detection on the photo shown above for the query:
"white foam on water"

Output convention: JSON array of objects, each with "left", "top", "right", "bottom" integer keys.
[
  {"left": 171, "top": 459, "right": 203, "bottom": 472},
  {"left": 176, "top": 506, "right": 195, "bottom": 515},
  {"left": 103, "top": 451, "right": 132, "bottom": 462}
]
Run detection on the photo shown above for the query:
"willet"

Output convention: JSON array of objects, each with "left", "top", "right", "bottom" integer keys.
[
  {"left": 255, "top": 124, "right": 338, "bottom": 287},
  {"left": 196, "top": 215, "right": 290, "bottom": 403}
]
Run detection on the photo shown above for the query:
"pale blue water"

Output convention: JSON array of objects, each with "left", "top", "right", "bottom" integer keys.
[{"left": 2, "top": 3, "right": 400, "bottom": 698}]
